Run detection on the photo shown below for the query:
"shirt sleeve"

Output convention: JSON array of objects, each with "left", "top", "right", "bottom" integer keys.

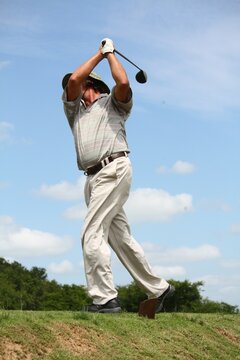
[
  {"left": 61, "top": 89, "right": 82, "bottom": 129},
  {"left": 111, "top": 86, "right": 133, "bottom": 115}
]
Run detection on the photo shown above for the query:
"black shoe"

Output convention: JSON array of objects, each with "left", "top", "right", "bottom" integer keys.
[
  {"left": 155, "top": 285, "right": 175, "bottom": 313},
  {"left": 87, "top": 298, "right": 122, "bottom": 313}
]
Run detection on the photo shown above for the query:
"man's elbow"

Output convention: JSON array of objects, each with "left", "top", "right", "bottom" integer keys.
[
  {"left": 66, "top": 76, "right": 82, "bottom": 101},
  {"left": 68, "top": 74, "right": 80, "bottom": 87},
  {"left": 119, "top": 76, "right": 130, "bottom": 88},
  {"left": 114, "top": 83, "right": 131, "bottom": 103},
  {"left": 117, "top": 79, "right": 130, "bottom": 93}
]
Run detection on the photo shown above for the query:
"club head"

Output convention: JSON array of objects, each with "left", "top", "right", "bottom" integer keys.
[{"left": 135, "top": 70, "right": 147, "bottom": 84}]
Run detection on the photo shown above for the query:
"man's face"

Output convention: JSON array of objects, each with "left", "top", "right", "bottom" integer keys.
[
  {"left": 80, "top": 79, "right": 101, "bottom": 106},
  {"left": 80, "top": 81, "right": 94, "bottom": 104}
]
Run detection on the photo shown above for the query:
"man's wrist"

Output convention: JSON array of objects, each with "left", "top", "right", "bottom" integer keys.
[
  {"left": 105, "top": 52, "right": 115, "bottom": 60},
  {"left": 97, "top": 49, "right": 105, "bottom": 60}
]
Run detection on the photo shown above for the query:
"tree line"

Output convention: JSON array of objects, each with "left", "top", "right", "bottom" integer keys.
[{"left": 0, "top": 258, "right": 238, "bottom": 313}]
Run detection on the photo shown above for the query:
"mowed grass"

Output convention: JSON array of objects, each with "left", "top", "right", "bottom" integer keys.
[{"left": 0, "top": 311, "right": 239, "bottom": 360}]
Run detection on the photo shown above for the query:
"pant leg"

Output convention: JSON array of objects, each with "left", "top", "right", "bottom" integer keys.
[
  {"left": 82, "top": 157, "right": 132, "bottom": 305},
  {"left": 108, "top": 209, "right": 169, "bottom": 299}
]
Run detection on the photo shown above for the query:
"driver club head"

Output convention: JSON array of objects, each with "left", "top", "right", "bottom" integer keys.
[{"left": 135, "top": 70, "right": 147, "bottom": 83}]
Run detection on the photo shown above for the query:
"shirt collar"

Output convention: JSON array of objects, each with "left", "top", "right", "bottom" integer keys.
[
  {"left": 81, "top": 93, "right": 109, "bottom": 110},
  {"left": 90, "top": 93, "right": 109, "bottom": 106}
]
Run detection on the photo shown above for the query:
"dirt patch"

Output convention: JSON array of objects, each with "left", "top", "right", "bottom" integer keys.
[
  {"left": 215, "top": 327, "right": 240, "bottom": 345},
  {"left": 0, "top": 336, "right": 52, "bottom": 360},
  {"left": 0, "top": 321, "right": 117, "bottom": 359},
  {"left": 49, "top": 322, "right": 103, "bottom": 355},
  {"left": 0, "top": 338, "right": 31, "bottom": 360},
  {"left": 0, "top": 323, "right": 52, "bottom": 360}
]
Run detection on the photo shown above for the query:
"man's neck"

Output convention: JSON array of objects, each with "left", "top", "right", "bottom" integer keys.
[{"left": 84, "top": 89, "right": 101, "bottom": 107}]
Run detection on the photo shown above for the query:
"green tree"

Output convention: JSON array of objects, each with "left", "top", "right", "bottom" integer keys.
[
  {"left": 197, "top": 298, "right": 239, "bottom": 314},
  {"left": 165, "top": 279, "right": 203, "bottom": 312},
  {"left": 117, "top": 282, "right": 147, "bottom": 312},
  {"left": 0, "top": 258, "right": 238, "bottom": 313},
  {"left": 118, "top": 280, "right": 203, "bottom": 313},
  {"left": 61, "top": 284, "right": 91, "bottom": 310},
  {"left": 0, "top": 273, "right": 19, "bottom": 309},
  {"left": 22, "top": 267, "right": 47, "bottom": 310},
  {"left": 41, "top": 280, "right": 64, "bottom": 310}
]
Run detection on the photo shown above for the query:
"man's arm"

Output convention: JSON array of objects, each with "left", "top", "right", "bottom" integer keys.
[
  {"left": 100, "top": 38, "right": 131, "bottom": 103},
  {"left": 106, "top": 52, "right": 131, "bottom": 103},
  {"left": 66, "top": 51, "right": 103, "bottom": 101}
]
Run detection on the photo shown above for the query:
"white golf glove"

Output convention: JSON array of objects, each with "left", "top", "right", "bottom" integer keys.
[{"left": 100, "top": 38, "right": 115, "bottom": 55}]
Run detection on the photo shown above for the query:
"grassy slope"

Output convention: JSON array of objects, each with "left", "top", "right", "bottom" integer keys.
[{"left": 0, "top": 311, "right": 239, "bottom": 360}]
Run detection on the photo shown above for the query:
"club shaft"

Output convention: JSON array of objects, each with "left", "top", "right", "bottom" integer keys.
[{"left": 114, "top": 49, "right": 142, "bottom": 71}]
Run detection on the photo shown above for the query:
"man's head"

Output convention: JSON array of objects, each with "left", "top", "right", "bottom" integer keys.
[{"left": 62, "top": 72, "right": 110, "bottom": 94}]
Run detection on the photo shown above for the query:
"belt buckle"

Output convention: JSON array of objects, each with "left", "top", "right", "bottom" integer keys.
[{"left": 101, "top": 156, "right": 111, "bottom": 167}]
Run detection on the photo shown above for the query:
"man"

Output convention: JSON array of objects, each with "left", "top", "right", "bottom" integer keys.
[{"left": 62, "top": 38, "right": 174, "bottom": 314}]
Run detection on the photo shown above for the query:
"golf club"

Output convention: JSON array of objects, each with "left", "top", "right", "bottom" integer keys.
[{"left": 101, "top": 41, "right": 147, "bottom": 83}]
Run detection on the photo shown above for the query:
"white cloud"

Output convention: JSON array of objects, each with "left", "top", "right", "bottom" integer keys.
[
  {"left": 64, "top": 204, "right": 87, "bottom": 220},
  {"left": 0, "top": 122, "right": 28, "bottom": 145},
  {"left": 158, "top": 161, "right": 196, "bottom": 174},
  {"left": 170, "top": 244, "right": 220, "bottom": 262},
  {"left": 61, "top": 185, "right": 192, "bottom": 224},
  {"left": 125, "top": 188, "right": 193, "bottom": 223},
  {"left": 195, "top": 274, "right": 240, "bottom": 291},
  {"left": 36, "top": 177, "right": 85, "bottom": 201},
  {"left": 142, "top": 243, "right": 220, "bottom": 264},
  {"left": 48, "top": 260, "right": 74, "bottom": 274},
  {"left": 171, "top": 161, "right": 196, "bottom": 174},
  {"left": 196, "top": 274, "right": 221, "bottom": 286},
  {"left": 0, "top": 216, "right": 73, "bottom": 257},
  {"left": 194, "top": 274, "right": 240, "bottom": 306},
  {"left": 0, "top": 121, "right": 14, "bottom": 143},
  {"left": 152, "top": 265, "right": 186, "bottom": 278}
]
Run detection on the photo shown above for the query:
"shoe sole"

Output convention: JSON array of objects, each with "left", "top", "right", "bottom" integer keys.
[{"left": 98, "top": 307, "right": 122, "bottom": 314}]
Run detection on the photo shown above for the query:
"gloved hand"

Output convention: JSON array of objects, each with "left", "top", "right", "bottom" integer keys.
[{"left": 100, "top": 38, "right": 115, "bottom": 55}]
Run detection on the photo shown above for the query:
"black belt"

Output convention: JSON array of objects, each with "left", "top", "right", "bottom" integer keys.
[{"left": 84, "top": 152, "right": 128, "bottom": 176}]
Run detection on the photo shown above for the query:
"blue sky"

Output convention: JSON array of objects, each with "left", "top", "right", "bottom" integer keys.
[{"left": 1, "top": 0, "right": 240, "bottom": 307}]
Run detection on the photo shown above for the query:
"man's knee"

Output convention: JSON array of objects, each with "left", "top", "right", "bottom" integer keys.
[{"left": 83, "top": 233, "right": 110, "bottom": 262}]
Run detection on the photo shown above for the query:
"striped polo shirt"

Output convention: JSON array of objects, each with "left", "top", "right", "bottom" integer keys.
[{"left": 62, "top": 88, "right": 132, "bottom": 171}]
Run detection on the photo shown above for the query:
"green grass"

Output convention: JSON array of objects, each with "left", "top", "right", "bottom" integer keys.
[{"left": 0, "top": 311, "right": 239, "bottom": 359}]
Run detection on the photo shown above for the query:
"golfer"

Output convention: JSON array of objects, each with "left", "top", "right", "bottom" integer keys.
[{"left": 62, "top": 38, "right": 174, "bottom": 313}]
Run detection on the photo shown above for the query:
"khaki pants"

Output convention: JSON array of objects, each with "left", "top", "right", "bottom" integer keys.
[{"left": 82, "top": 156, "right": 169, "bottom": 305}]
